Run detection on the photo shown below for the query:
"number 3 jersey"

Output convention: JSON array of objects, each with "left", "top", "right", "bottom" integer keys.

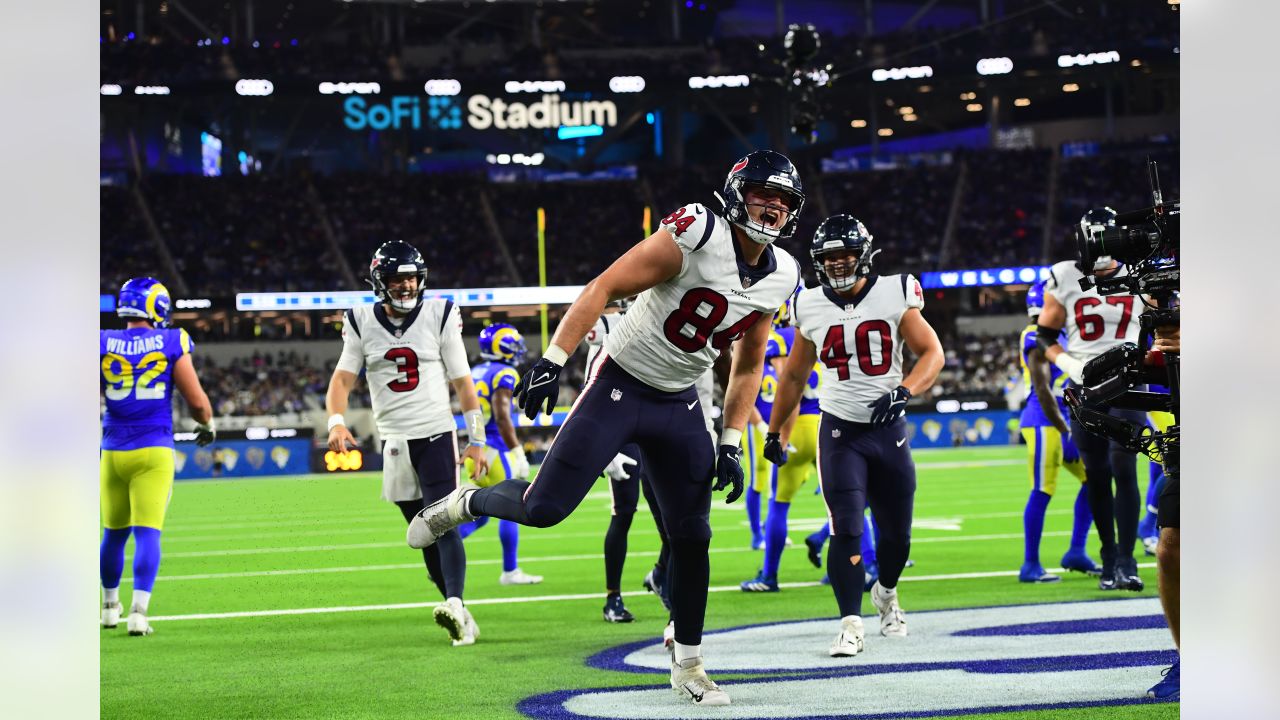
[
  {"left": 1045, "top": 261, "right": 1143, "bottom": 363},
  {"left": 336, "top": 300, "right": 471, "bottom": 440},
  {"left": 793, "top": 274, "right": 924, "bottom": 424},
  {"left": 100, "top": 326, "right": 194, "bottom": 451},
  {"left": 603, "top": 202, "right": 802, "bottom": 392}
]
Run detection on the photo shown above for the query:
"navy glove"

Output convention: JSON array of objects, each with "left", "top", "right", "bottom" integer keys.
[
  {"left": 514, "top": 357, "right": 563, "bottom": 421},
  {"left": 763, "top": 432, "right": 788, "bottom": 465},
  {"left": 712, "top": 444, "right": 744, "bottom": 504},
  {"left": 195, "top": 421, "right": 217, "bottom": 447},
  {"left": 867, "top": 385, "right": 911, "bottom": 427}
]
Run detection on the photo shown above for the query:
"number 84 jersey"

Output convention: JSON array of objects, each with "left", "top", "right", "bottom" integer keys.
[
  {"left": 604, "top": 202, "right": 802, "bottom": 392},
  {"left": 793, "top": 274, "right": 924, "bottom": 424}
]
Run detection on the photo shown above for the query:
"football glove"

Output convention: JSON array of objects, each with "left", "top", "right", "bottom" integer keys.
[
  {"left": 195, "top": 420, "right": 217, "bottom": 447},
  {"left": 763, "top": 432, "right": 788, "bottom": 465},
  {"left": 514, "top": 357, "right": 563, "bottom": 421},
  {"left": 604, "top": 452, "right": 637, "bottom": 482},
  {"left": 1062, "top": 435, "right": 1081, "bottom": 465},
  {"left": 712, "top": 444, "right": 744, "bottom": 504},
  {"left": 507, "top": 446, "right": 531, "bottom": 480},
  {"left": 867, "top": 385, "right": 911, "bottom": 427}
]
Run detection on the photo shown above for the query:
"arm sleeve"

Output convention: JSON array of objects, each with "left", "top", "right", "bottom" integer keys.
[
  {"left": 439, "top": 304, "right": 471, "bottom": 380},
  {"left": 335, "top": 318, "right": 365, "bottom": 374}
]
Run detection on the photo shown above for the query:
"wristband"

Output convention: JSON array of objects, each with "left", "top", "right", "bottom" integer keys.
[
  {"left": 463, "top": 409, "right": 485, "bottom": 445},
  {"left": 542, "top": 344, "right": 570, "bottom": 366},
  {"left": 327, "top": 414, "right": 346, "bottom": 432},
  {"left": 720, "top": 427, "right": 743, "bottom": 448}
]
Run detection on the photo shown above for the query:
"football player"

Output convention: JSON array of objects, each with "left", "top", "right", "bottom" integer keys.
[
  {"left": 408, "top": 150, "right": 807, "bottom": 706},
  {"left": 326, "top": 241, "right": 490, "bottom": 646},
  {"left": 100, "top": 278, "right": 216, "bottom": 636},
  {"left": 742, "top": 317, "right": 785, "bottom": 552},
  {"left": 456, "top": 323, "right": 542, "bottom": 586},
  {"left": 1019, "top": 280, "right": 1099, "bottom": 583},
  {"left": 1036, "top": 208, "right": 1147, "bottom": 592},
  {"left": 764, "top": 215, "right": 944, "bottom": 657}
]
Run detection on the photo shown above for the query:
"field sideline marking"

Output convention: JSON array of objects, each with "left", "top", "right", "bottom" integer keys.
[{"left": 148, "top": 561, "right": 1157, "bottom": 622}]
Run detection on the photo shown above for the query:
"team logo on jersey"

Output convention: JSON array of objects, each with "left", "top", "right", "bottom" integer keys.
[
  {"left": 741, "top": 275, "right": 754, "bottom": 289},
  {"left": 389, "top": 447, "right": 400, "bottom": 456},
  {"left": 831, "top": 429, "right": 841, "bottom": 438},
  {"left": 611, "top": 389, "right": 623, "bottom": 401}
]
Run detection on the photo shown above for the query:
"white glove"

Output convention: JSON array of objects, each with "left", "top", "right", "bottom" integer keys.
[
  {"left": 507, "top": 445, "right": 531, "bottom": 480},
  {"left": 604, "top": 452, "right": 637, "bottom": 482}
]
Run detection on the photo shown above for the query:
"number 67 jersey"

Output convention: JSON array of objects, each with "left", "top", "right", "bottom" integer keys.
[
  {"left": 1044, "top": 260, "right": 1143, "bottom": 363},
  {"left": 793, "top": 274, "right": 924, "bottom": 423}
]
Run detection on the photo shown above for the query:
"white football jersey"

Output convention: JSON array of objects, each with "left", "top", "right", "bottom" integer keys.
[
  {"left": 794, "top": 274, "right": 925, "bottom": 424},
  {"left": 604, "top": 202, "right": 802, "bottom": 392},
  {"left": 1044, "top": 261, "right": 1144, "bottom": 363},
  {"left": 336, "top": 299, "right": 471, "bottom": 440}
]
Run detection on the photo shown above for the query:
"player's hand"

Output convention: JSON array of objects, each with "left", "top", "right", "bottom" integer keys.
[
  {"left": 327, "top": 424, "right": 357, "bottom": 453},
  {"left": 507, "top": 446, "right": 531, "bottom": 480},
  {"left": 1153, "top": 325, "right": 1179, "bottom": 354},
  {"left": 1062, "top": 435, "right": 1081, "bottom": 465},
  {"left": 763, "top": 432, "right": 788, "bottom": 465},
  {"left": 195, "top": 421, "right": 217, "bottom": 447},
  {"left": 1051, "top": 415, "right": 1071, "bottom": 436},
  {"left": 461, "top": 443, "right": 489, "bottom": 481},
  {"left": 712, "top": 444, "right": 744, "bottom": 504},
  {"left": 514, "top": 357, "right": 563, "bottom": 420},
  {"left": 867, "top": 385, "right": 912, "bottom": 427},
  {"left": 604, "top": 452, "right": 637, "bottom": 482}
]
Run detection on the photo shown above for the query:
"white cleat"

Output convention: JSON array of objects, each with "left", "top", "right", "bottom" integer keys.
[
  {"left": 127, "top": 608, "right": 153, "bottom": 636},
  {"left": 829, "top": 616, "right": 865, "bottom": 657},
  {"left": 871, "top": 581, "right": 908, "bottom": 637},
  {"left": 407, "top": 487, "right": 477, "bottom": 549},
  {"left": 433, "top": 597, "right": 469, "bottom": 644},
  {"left": 662, "top": 620, "right": 676, "bottom": 649},
  {"left": 499, "top": 568, "right": 544, "bottom": 585},
  {"left": 670, "top": 654, "right": 730, "bottom": 706},
  {"left": 102, "top": 602, "right": 122, "bottom": 629},
  {"left": 452, "top": 606, "right": 480, "bottom": 647}
]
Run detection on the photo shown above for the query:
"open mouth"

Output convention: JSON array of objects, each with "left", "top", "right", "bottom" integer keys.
[{"left": 760, "top": 209, "right": 780, "bottom": 226}]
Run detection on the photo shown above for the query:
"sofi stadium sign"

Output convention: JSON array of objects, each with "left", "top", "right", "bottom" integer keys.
[{"left": 342, "top": 93, "right": 618, "bottom": 131}]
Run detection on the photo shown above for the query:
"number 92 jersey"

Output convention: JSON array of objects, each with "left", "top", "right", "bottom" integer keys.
[
  {"left": 1045, "top": 261, "right": 1143, "bottom": 363},
  {"left": 794, "top": 274, "right": 924, "bottom": 424},
  {"left": 100, "top": 326, "right": 194, "bottom": 451},
  {"left": 336, "top": 300, "right": 471, "bottom": 440},
  {"left": 604, "top": 202, "right": 802, "bottom": 392}
]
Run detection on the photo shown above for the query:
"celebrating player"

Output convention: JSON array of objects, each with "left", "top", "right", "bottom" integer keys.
[
  {"left": 456, "top": 323, "right": 542, "bottom": 586},
  {"left": 325, "top": 240, "right": 490, "bottom": 646},
  {"left": 100, "top": 277, "right": 216, "bottom": 636},
  {"left": 1018, "top": 280, "right": 1099, "bottom": 583},
  {"left": 764, "top": 215, "right": 943, "bottom": 658},
  {"left": 1036, "top": 208, "right": 1146, "bottom": 592},
  {"left": 408, "top": 150, "right": 806, "bottom": 706}
]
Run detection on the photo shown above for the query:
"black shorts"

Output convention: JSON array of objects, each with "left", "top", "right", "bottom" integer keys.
[{"left": 1157, "top": 470, "right": 1179, "bottom": 530}]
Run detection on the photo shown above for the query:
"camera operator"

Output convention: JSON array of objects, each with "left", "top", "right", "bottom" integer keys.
[
  {"left": 1033, "top": 208, "right": 1147, "bottom": 592},
  {"left": 1146, "top": 321, "right": 1179, "bottom": 700}
]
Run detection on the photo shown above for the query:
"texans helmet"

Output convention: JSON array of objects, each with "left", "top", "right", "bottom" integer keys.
[
  {"left": 478, "top": 323, "right": 527, "bottom": 364},
  {"left": 1025, "top": 279, "right": 1047, "bottom": 319},
  {"left": 116, "top": 277, "right": 172, "bottom": 328},
  {"left": 717, "top": 150, "right": 805, "bottom": 245},
  {"left": 369, "top": 240, "right": 428, "bottom": 312},
  {"left": 1077, "top": 207, "right": 1117, "bottom": 271},
  {"left": 810, "top": 214, "right": 876, "bottom": 291}
]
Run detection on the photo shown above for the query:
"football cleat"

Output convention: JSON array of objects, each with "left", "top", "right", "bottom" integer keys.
[
  {"left": 433, "top": 597, "right": 468, "bottom": 644},
  {"left": 829, "top": 616, "right": 866, "bottom": 658},
  {"left": 452, "top": 606, "right": 480, "bottom": 647},
  {"left": 1114, "top": 557, "right": 1144, "bottom": 592},
  {"left": 670, "top": 653, "right": 730, "bottom": 706},
  {"left": 1143, "top": 535, "right": 1159, "bottom": 556},
  {"left": 804, "top": 534, "right": 824, "bottom": 568},
  {"left": 499, "top": 568, "right": 543, "bottom": 585},
  {"left": 870, "top": 582, "right": 907, "bottom": 637},
  {"left": 820, "top": 573, "right": 830, "bottom": 585},
  {"left": 1061, "top": 551, "right": 1103, "bottom": 577},
  {"left": 642, "top": 567, "right": 672, "bottom": 612},
  {"left": 127, "top": 608, "right": 153, "bottom": 636},
  {"left": 751, "top": 536, "right": 765, "bottom": 551},
  {"left": 102, "top": 602, "right": 122, "bottom": 629},
  {"left": 407, "top": 486, "right": 476, "bottom": 549},
  {"left": 1147, "top": 659, "right": 1180, "bottom": 701},
  {"left": 603, "top": 594, "right": 635, "bottom": 623},
  {"left": 1019, "top": 562, "right": 1062, "bottom": 584},
  {"left": 662, "top": 620, "right": 676, "bottom": 649},
  {"left": 740, "top": 570, "right": 779, "bottom": 593}
]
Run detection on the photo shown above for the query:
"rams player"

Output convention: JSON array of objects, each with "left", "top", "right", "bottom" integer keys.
[
  {"left": 100, "top": 278, "right": 215, "bottom": 636},
  {"left": 1019, "top": 280, "right": 1099, "bottom": 583},
  {"left": 743, "top": 317, "right": 786, "bottom": 551},
  {"left": 457, "top": 323, "right": 542, "bottom": 586}
]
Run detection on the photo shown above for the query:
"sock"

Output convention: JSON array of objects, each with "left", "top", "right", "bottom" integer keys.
[
  {"left": 100, "top": 527, "right": 131, "bottom": 591},
  {"left": 745, "top": 486, "right": 762, "bottom": 541},
  {"left": 603, "top": 512, "right": 634, "bottom": 591},
  {"left": 669, "top": 535, "right": 710, "bottom": 646},
  {"left": 1110, "top": 447, "right": 1141, "bottom": 559},
  {"left": 1070, "top": 484, "right": 1093, "bottom": 554},
  {"left": 861, "top": 514, "right": 878, "bottom": 566},
  {"left": 396, "top": 501, "right": 447, "bottom": 595},
  {"left": 457, "top": 516, "right": 490, "bottom": 539},
  {"left": 103, "top": 587, "right": 120, "bottom": 605},
  {"left": 826, "top": 534, "right": 865, "bottom": 618},
  {"left": 761, "top": 499, "right": 790, "bottom": 579},
  {"left": 131, "top": 589, "right": 152, "bottom": 613},
  {"left": 131, "top": 526, "right": 163, "bottom": 593},
  {"left": 673, "top": 641, "right": 701, "bottom": 664},
  {"left": 499, "top": 520, "right": 519, "bottom": 573},
  {"left": 1023, "top": 490, "right": 1051, "bottom": 565},
  {"left": 435, "top": 529, "right": 467, "bottom": 599}
]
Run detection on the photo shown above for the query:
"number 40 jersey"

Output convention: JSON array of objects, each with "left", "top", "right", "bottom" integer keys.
[
  {"left": 793, "top": 274, "right": 924, "bottom": 424},
  {"left": 603, "top": 202, "right": 801, "bottom": 392}
]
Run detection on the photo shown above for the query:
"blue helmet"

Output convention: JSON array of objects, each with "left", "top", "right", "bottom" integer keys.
[
  {"left": 1025, "top": 280, "right": 1047, "bottom": 319},
  {"left": 116, "top": 277, "right": 172, "bottom": 328},
  {"left": 717, "top": 150, "right": 805, "bottom": 245},
  {"left": 479, "top": 323, "right": 527, "bottom": 363},
  {"left": 811, "top": 214, "right": 876, "bottom": 291}
]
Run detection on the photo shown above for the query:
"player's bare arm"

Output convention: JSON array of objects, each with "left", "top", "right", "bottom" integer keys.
[
  {"left": 325, "top": 368, "right": 359, "bottom": 452},
  {"left": 768, "top": 332, "right": 818, "bottom": 435},
  {"left": 899, "top": 308, "right": 945, "bottom": 396},
  {"left": 492, "top": 387, "right": 520, "bottom": 449},
  {"left": 1037, "top": 293, "right": 1068, "bottom": 363},
  {"left": 173, "top": 353, "right": 212, "bottom": 425},
  {"left": 1028, "top": 349, "right": 1070, "bottom": 435},
  {"left": 721, "top": 313, "right": 774, "bottom": 436},
  {"left": 450, "top": 373, "right": 491, "bottom": 480}
]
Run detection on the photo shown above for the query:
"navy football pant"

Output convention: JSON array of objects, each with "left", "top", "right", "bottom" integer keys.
[
  {"left": 817, "top": 414, "right": 916, "bottom": 618},
  {"left": 470, "top": 360, "right": 714, "bottom": 643},
  {"left": 1071, "top": 408, "right": 1144, "bottom": 563},
  {"left": 394, "top": 433, "right": 467, "bottom": 600}
]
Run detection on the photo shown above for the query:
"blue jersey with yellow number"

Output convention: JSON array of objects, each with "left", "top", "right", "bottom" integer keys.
[
  {"left": 100, "top": 327, "right": 194, "bottom": 451},
  {"left": 756, "top": 331, "right": 788, "bottom": 423},
  {"left": 472, "top": 360, "right": 520, "bottom": 452},
  {"left": 1019, "top": 324, "right": 1070, "bottom": 428},
  {"left": 774, "top": 327, "right": 821, "bottom": 415}
]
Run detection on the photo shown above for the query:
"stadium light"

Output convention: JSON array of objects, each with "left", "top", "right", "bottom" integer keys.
[
  {"left": 1062, "top": 83, "right": 1080, "bottom": 92},
  {"left": 902, "top": 113, "right": 918, "bottom": 122},
  {"left": 965, "top": 103, "right": 983, "bottom": 112},
  {"left": 424, "top": 79, "right": 461, "bottom": 96},
  {"left": 134, "top": 85, "right": 171, "bottom": 95},
  {"left": 871, "top": 65, "right": 933, "bottom": 82},
  {"left": 688, "top": 75, "right": 750, "bottom": 89},
  {"left": 877, "top": 128, "right": 893, "bottom": 137},
  {"left": 505, "top": 80, "right": 566, "bottom": 94},
  {"left": 235, "top": 79, "right": 274, "bottom": 97},
  {"left": 100, "top": 84, "right": 123, "bottom": 96},
  {"left": 850, "top": 119, "right": 867, "bottom": 128},
  {"left": 1057, "top": 50, "right": 1120, "bottom": 68},
  {"left": 975, "top": 57, "right": 1014, "bottom": 75},
  {"left": 1014, "top": 97, "right": 1031, "bottom": 107},
  {"left": 608, "top": 76, "right": 646, "bottom": 93},
  {"left": 959, "top": 91, "right": 977, "bottom": 100},
  {"left": 318, "top": 81, "right": 381, "bottom": 95}
]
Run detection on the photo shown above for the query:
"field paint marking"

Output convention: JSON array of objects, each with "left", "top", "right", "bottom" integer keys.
[
  {"left": 148, "top": 562, "right": 1156, "bottom": 622},
  {"left": 135, "top": 532, "right": 1074, "bottom": 583},
  {"left": 164, "top": 526, "right": 634, "bottom": 546}
]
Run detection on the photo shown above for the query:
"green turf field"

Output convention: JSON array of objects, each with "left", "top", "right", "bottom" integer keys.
[{"left": 100, "top": 445, "right": 1177, "bottom": 720}]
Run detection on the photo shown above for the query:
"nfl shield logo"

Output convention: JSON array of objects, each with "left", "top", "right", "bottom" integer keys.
[
  {"left": 610, "top": 389, "right": 622, "bottom": 402},
  {"left": 741, "top": 276, "right": 753, "bottom": 289},
  {"left": 389, "top": 448, "right": 399, "bottom": 456},
  {"left": 832, "top": 429, "right": 842, "bottom": 438},
  {"left": 395, "top": 329, "right": 403, "bottom": 338}
]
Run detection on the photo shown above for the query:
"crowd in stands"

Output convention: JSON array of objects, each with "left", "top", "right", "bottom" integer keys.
[
  {"left": 192, "top": 351, "right": 369, "bottom": 417},
  {"left": 931, "top": 333, "right": 1023, "bottom": 401}
]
